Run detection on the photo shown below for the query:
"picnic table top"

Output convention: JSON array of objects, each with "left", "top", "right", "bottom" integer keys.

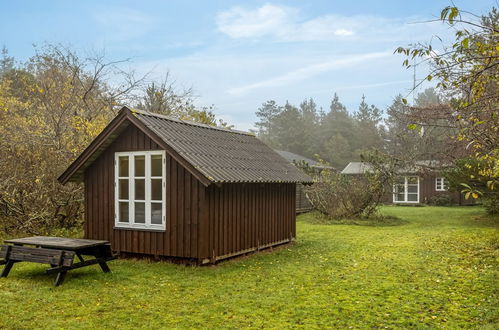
[{"left": 4, "top": 236, "right": 110, "bottom": 250}]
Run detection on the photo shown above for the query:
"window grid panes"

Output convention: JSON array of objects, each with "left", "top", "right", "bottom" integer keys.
[
  {"left": 150, "top": 154, "right": 163, "bottom": 225},
  {"left": 115, "top": 151, "right": 165, "bottom": 230},
  {"left": 117, "top": 156, "right": 130, "bottom": 223},
  {"left": 393, "top": 176, "right": 419, "bottom": 203},
  {"left": 435, "top": 177, "right": 448, "bottom": 191}
]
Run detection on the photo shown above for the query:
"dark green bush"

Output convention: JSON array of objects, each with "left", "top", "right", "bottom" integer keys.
[
  {"left": 482, "top": 194, "right": 499, "bottom": 215},
  {"left": 429, "top": 194, "right": 452, "bottom": 206}
]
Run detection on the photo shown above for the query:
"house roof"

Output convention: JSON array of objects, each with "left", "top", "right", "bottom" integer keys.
[
  {"left": 274, "top": 150, "right": 334, "bottom": 170},
  {"left": 340, "top": 160, "right": 446, "bottom": 175},
  {"left": 58, "top": 107, "right": 312, "bottom": 186},
  {"left": 340, "top": 162, "right": 373, "bottom": 174}
]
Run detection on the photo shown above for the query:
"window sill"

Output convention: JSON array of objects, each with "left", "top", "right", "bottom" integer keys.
[
  {"left": 113, "top": 226, "right": 166, "bottom": 232},
  {"left": 393, "top": 201, "right": 420, "bottom": 204}
]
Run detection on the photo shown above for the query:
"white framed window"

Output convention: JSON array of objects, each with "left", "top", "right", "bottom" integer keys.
[
  {"left": 115, "top": 151, "right": 166, "bottom": 231},
  {"left": 393, "top": 176, "right": 419, "bottom": 203},
  {"left": 435, "top": 177, "right": 448, "bottom": 191}
]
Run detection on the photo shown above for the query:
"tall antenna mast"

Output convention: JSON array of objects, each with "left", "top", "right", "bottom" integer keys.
[{"left": 412, "top": 58, "right": 416, "bottom": 105}]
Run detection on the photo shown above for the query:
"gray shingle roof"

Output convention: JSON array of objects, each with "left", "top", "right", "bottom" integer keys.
[
  {"left": 341, "top": 162, "right": 373, "bottom": 174},
  {"left": 274, "top": 150, "right": 334, "bottom": 170},
  {"left": 59, "top": 107, "right": 313, "bottom": 185},
  {"left": 131, "top": 109, "right": 312, "bottom": 184},
  {"left": 341, "top": 160, "right": 446, "bottom": 175},
  {"left": 274, "top": 150, "right": 320, "bottom": 166}
]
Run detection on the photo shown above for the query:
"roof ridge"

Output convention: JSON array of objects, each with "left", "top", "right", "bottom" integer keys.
[
  {"left": 128, "top": 108, "right": 254, "bottom": 136},
  {"left": 58, "top": 106, "right": 313, "bottom": 185},
  {"left": 275, "top": 149, "right": 318, "bottom": 163}
]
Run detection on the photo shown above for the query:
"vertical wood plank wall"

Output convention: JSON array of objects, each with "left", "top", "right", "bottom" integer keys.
[
  {"left": 295, "top": 183, "right": 313, "bottom": 213},
  {"left": 206, "top": 183, "right": 296, "bottom": 261},
  {"left": 85, "top": 125, "right": 206, "bottom": 259},
  {"left": 380, "top": 174, "right": 471, "bottom": 205},
  {"left": 84, "top": 124, "right": 297, "bottom": 261},
  {"left": 419, "top": 175, "right": 471, "bottom": 205},
  {"left": 420, "top": 175, "right": 442, "bottom": 203}
]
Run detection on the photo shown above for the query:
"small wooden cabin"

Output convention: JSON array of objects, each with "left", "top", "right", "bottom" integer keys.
[
  {"left": 58, "top": 107, "right": 312, "bottom": 263},
  {"left": 341, "top": 161, "right": 473, "bottom": 205},
  {"left": 274, "top": 150, "right": 334, "bottom": 213}
]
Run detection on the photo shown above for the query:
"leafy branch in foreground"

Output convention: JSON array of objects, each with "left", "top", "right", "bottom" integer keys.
[{"left": 395, "top": 6, "right": 498, "bottom": 211}]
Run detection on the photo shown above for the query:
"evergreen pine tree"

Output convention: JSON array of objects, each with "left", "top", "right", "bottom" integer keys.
[{"left": 255, "top": 100, "right": 282, "bottom": 146}]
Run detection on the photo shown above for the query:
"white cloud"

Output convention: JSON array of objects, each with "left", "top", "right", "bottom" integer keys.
[
  {"left": 216, "top": 4, "right": 446, "bottom": 43},
  {"left": 216, "top": 4, "right": 359, "bottom": 41},
  {"left": 216, "top": 4, "right": 294, "bottom": 38},
  {"left": 228, "top": 51, "right": 392, "bottom": 95},
  {"left": 133, "top": 48, "right": 419, "bottom": 131},
  {"left": 334, "top": 29, "right": 354, "bottom": 36}
]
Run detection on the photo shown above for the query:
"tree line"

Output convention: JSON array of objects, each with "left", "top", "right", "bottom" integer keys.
[{"left": 254, "top": 88, "right": 449, "bottom": 169}]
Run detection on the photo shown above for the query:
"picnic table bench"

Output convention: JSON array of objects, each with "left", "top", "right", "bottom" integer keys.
[{"left": 0, "top": 236, "right": 117, "bottom": 286}]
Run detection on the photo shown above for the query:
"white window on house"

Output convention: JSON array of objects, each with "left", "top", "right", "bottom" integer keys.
[
  {"left": 435, "top": 177, "right": 448, "bottom": 191},
  {"left": 115, "top": 151, "right": 166, "bottom": 230},
  {"left": 393, "top": 176, "right": 419, "bottom": 203}
]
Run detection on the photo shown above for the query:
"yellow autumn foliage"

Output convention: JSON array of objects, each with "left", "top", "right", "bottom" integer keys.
[{"left": 0, "top": 45, "right": 133, "bottom": 233}]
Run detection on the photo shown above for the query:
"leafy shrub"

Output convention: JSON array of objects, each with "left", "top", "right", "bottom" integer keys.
[
  {"left": 305, "top": 173, "right": 373, "bottom": 219},
  {"left": 482, "top": 194, "right": 499, "bottom": 215},
  {"left": 429, "top": 194, "right": 452, "bottom": 206},
  {"left": 304, "top": 151, "right": 399, "bottom": 220},
  {"left": 445, "top": 157, "right": 498, "bottom": 215}
]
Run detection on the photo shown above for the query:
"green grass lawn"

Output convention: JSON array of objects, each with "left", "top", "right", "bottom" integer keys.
[{"left": 0, "top": 206, "right": 497, "bottom": 328}]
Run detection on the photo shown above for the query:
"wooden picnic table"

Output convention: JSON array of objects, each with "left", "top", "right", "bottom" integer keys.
[{"left": 0, "top": 236, "right": 117, "bottom": 286}]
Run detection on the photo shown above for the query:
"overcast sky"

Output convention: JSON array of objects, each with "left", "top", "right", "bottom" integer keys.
[{"left": 0, "top": 0, "right": 494, "bottom": 130}]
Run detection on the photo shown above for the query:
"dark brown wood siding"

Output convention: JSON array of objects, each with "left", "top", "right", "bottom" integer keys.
[
  {"left": 296, "top": 183, "right": 313, "bottom": 213},
  {"left": 205, "top": 183, "right": 296, "bottom": 261},
  {"left": 84, "top": 124, "right": 297, "bottom": 262},
  {"left": 419, "top": 174, "right": 473, "bottom": 205},
  {"left": 379, "top": 174, "right": 472, "bottom": 205},
  {"left": 84, "top": 124, "right": 206, "bottom": 259}
]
